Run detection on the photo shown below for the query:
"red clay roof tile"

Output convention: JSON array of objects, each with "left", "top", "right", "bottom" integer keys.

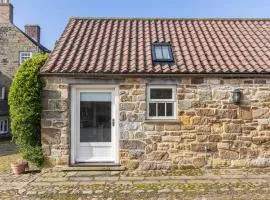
[{"left": 41, "top": 18, "right": 270, "bottom": 74}]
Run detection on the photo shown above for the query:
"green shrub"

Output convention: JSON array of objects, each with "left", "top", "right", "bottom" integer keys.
[{"left": 8, "top": 54, "right": 48, "bottom": 167}]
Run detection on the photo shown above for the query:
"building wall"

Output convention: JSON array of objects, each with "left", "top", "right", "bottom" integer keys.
[
  {"left": 41, "top": 76, "right": 270, "bottom": 169},
  {"left": 0, "top": 23, "right": 40, "bottom": 87},
  {"left": 0, "top": 23, "right": 41, "bottom": 133}
]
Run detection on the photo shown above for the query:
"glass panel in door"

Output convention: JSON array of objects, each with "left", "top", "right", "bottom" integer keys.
[
  {"left": 80, "top": 92, "right": 111, "bottom": 143},
  {"left": 77, "top": 91, "right": 113, "bottom": 162}
]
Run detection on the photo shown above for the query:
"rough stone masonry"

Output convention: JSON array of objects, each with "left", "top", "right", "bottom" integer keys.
[{"left": 41, "top": 76, "right": 270, "bottom": 170}]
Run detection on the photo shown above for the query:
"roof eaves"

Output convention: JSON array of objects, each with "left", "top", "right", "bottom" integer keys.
[{"left": 40, "top": 72, "right": 270, "bottom": 78}]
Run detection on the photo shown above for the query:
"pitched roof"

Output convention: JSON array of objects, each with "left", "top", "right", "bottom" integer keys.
[
  {"left": 15, "top": 25, "right": 50, "bottom": 53},
  {"left": 41, "top": 18, "right": 270, "bottom": 74},
  {"left": 0, "top": 23, "right": 50, "bottom": 53}
]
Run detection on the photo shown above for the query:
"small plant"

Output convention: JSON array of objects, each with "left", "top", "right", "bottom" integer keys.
[{"left": 9, "top": 54, "right": 48, "bottom": 167}]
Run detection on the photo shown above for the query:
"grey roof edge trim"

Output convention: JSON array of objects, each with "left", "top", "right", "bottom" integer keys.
[
  {"left": 40, "top": 72, "right": 270, "bottom": 78},
  {"left": 69, "top": 17, "right": 270, "bottom": 21}
]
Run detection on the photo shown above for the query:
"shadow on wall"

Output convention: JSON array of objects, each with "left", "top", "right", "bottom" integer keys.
[
  {"left": 0, "top": 72, "right": 10, "bottom": 116},
  {"left": 0, "top": 72, "right": 11, "bottom": 137},
  {"left": 0, "top": 71, "right": 12, "bottom": 88},
  {"left": 0, "top": 138, "right": 19, "bottom": 157}
]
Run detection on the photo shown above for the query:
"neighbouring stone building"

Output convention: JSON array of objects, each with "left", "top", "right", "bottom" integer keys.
[
  {"left": 0, "top": 0, "right": 49, "bottom": 137},
  {"left": 41, "top": 18, "right": 270, "bottom": 170}
]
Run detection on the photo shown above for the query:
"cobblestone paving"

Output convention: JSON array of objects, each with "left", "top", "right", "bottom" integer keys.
[{"left": 0, "top": 169, "right": 270, "bottom": 199}]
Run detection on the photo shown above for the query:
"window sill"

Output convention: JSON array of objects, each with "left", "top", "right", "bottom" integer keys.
[{"left": 145, "top": 119, "right": 179, "bottom": 123}]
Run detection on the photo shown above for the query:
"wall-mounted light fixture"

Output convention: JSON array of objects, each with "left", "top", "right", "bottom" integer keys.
[{"left": 232, "top": 89, "right": 241, "bottom": 105}]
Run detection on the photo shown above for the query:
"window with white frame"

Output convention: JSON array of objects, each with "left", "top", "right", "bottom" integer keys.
[
  {"left": 0, "top": 87, "right": 5, "bottom": 100},
  {"left": 147, "top": 86, "right": 177, "bottom": 119},
  {"left": 20, "top": 52, "right": 32, "bottom": 64},
  {"left": 0, "top": 119, "right": 8, "bottom": 134}
]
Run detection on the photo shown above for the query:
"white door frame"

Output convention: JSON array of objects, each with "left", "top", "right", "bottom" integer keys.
[{"left": 71, "top": 85, "right": 119, "bottom": 165}]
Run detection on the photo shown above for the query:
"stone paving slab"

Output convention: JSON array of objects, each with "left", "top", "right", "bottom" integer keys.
[{"left": 63, "top": 174, "right": 270, "bottom": 183}]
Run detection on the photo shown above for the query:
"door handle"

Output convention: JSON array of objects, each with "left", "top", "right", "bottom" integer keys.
[{"left": 112, "top": 118, "right": 115, "bottom": 127}]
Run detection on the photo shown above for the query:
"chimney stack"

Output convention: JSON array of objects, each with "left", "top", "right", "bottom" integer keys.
[
  {"left": 0, "top": 0, "right": 13, "bottom": 23},
  {"left": 25, "top": 25, "right": 41, "bottom": 43}
]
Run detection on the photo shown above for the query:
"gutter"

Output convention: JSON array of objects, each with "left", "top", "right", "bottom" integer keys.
[{"left": 39, "top": 72, "right": 270, "bottom": 78}]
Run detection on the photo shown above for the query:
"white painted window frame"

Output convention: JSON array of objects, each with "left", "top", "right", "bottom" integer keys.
[
  {"left": 19, "top": 52, "right": 32, "bottom": 64},
  {"left": 0, "top": 119, "right": 8, "bottom": 134},
  {"left": 0, "top": 87, "right": 5, "bottom": 100},
  {"left": 147, "top": 85, "right": 177, "bottom": 120},
  {"left": 71, "top": 85, "right": 120, "bottom": 165}
]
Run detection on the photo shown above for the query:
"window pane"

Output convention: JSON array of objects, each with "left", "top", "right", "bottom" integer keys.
[
  {"left": 0, "top": 87, "right": 4, "bottom": 99},
  {"left": 20, "top": 52, "right": 32, "bottom": 64},
  {"left": 4, "top": 120, "right": 8, "bottom": 132},
  {"left": 158, "top": 103, "right": 165, "bottom": 116},
  {"left": 0, "top": 121, "right": 3, "bottom": 132},
  {"left": 154, "top": 46, "right": 163, "bottom": 59},
  {"left": 80, "top": 92, "right": 112, "bottom": 143},
  {"left": 166, "top": 103, "right": 173, "bottom": 116},
  {"left": 81, "top": 92, "right": 111, "bottom": 102},
  {"left": 150, "top": 88, "right": 172, "bottom": 99},
  {"left": 80, "top": 101, "right": 111, "bottom": 142},
  {"left": 149, "top": 103, "right": 156, "bottom": 117},
  {"left": 162, "top": 46, "right": 171, "bottom": 59}
]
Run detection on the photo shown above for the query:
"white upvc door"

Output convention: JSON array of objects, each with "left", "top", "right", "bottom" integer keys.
[{"left": 71, "top": 86, "right": 119, "bottom": 164}]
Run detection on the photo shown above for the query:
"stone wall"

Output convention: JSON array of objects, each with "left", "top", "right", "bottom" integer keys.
[
  {"left": 0, "top": 23, "right": 41, "bottom": 118},
  {"left": 41, "top": 76, "right": 270, "bottom": 170},
  {"left": 0, "top": 23, "right": 40, "bottom": 86}
]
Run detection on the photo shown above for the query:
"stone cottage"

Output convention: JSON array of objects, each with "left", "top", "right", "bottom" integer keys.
[
  {"left": 0, "top": 0, "right": 49, "bottom": 137},
  {"left": 41, "top": 18, "right": 270, "bottom": 170}
]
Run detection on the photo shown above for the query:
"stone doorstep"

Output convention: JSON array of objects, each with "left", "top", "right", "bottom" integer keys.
[
  {"left": 144, "top": 176, "right": 171, "bottom": 180},
  {"left": 70, "top": 171, "right": 111, "bottom": 177},
  {"left": 73, "top": 174, "right": 270, "bottom": 183},
  {"left": 56, "top": 165, "right": 126, "bottom": 172},
  {"left": 35, "top": 170, "right": 270, "bottom": 182}
]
